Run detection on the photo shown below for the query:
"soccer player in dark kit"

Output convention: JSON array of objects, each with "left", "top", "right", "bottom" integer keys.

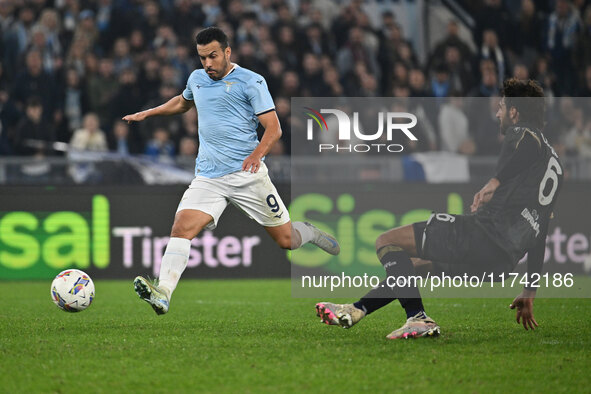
[{"left": 316, "top": 78, "right": 563, "bottom": 339}]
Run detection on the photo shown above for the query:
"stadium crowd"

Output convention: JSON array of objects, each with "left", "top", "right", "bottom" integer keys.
[{"left": 1, "top": 0, "right": 591, "bottom": 162}]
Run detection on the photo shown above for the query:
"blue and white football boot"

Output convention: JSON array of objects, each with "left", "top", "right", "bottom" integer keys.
[{"left": 133, "top": 276, "right": 170, "bottom": 315}]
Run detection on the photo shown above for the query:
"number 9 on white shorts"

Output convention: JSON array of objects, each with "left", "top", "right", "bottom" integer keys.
[{"left": 176, "top": 162, "right": 290, "bottom": 230}]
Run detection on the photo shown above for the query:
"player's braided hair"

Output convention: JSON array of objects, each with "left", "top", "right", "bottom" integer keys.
[
  {"left": 501, "top": 78, "right": 545, "bottom": 129},
  {"left": 196, "top": 27, "right": 229, "bottom": 49}
]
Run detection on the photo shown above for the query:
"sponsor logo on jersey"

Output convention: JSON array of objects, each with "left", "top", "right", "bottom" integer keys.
[
  {"left": 521, "top": 208, "right": 540, "bottom": 237},
  {"left": 223, "top": 81, "right": 238, "bottom": 92}
]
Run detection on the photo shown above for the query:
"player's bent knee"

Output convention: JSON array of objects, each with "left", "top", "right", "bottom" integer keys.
[
  {"left": 170, "top": 226, "right": 195, "bottom": 240},
  {"left": 375, "top": 232, "right": 400, "bottom": 251},
  {"left": 277, "top": 234, "right": 292, "bottom": 250},
  {"left": 170, "top": 220, "right": 201, "bottom": 239}
]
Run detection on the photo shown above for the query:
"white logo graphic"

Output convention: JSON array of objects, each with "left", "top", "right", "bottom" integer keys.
[{"left": 304, "top": 108, "right": 418, "bottom": 153}]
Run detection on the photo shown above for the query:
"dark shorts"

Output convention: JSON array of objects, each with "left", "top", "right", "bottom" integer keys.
[{"left": 412, "top": 213, "right": 513, "bottom": 277}]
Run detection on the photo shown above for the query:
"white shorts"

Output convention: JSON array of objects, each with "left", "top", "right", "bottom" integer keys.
[{"left": 176, "top": 162, "right": 290, "bottom": 230}]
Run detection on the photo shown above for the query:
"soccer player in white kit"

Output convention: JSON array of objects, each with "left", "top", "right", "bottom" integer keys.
[{"left": 123, "top": 27, "right": 339, "bottom": 315}]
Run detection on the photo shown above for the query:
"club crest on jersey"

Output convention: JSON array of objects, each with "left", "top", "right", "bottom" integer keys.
[{"left": 223, "top": 81, "right": 237, "bottom": 92}]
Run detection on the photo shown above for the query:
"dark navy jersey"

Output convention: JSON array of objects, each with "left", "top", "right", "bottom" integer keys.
[{"left": 475, "top": 123, "right": 563, "bottom": 264}]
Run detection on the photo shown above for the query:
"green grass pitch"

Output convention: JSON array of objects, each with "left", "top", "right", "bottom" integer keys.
[{"left": 1, "top": 279, "right": 589, "bottom": 393}]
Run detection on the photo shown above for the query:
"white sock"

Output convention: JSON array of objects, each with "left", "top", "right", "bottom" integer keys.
[
  {"left": 158, "top": 237, "right": 191, "bottom": 299},
  {"left": 292, "top": 222, "right": 315, "bottom": 248}
]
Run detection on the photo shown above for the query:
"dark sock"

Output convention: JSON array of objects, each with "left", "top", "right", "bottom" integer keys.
[
  {"left": 354, "top": 279, "right": 396, "bottom": 314},
  {"left": 354, "top": 246, "right": 426, "bottom": 317},
  {"left": 377, "top": 246, "right": 425, "bottom": 317},
  {"left": 399, "top": 297, "right": 425, "bottom": 319}
]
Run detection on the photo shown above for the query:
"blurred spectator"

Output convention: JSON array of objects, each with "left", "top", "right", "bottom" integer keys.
[
  {"left": 474, "top": 0, "right": 512, "bottom": 47},
  {"left": 513, "top": 63, "right": 530, "bottom": 81},
  {"left": 138, "top": 1, "right": 164, "bottom": 43},
  {"left": 546, "top": 0, "right": 581, "bottom": 95},
  {"left": 84, "top": 52, "right": 99, "bottom": 76},
  {"left": 145, "top": 127, "right": 175, "bottom": 163},
  {"left": 0, "top": 64, "right": 19, "bottom": 154},
  {"left": 159, "top": 63, "right": 180, "bottom": 87},
  {"left": 472, "top": 96, "right": 503, "bottom": 155},
  {"left": 62, "top": 67, "right": 88, "bottom": 138},
  {"left": 252, "top": 0, "right": 277, "bottom": 26},
  {"left": 276, "top": 26, "right": 300, "bottom": 70},
  {"left": 393, "top": 84, "right": 410, "bottom": 98},
  {"left": 95, "top": 0, "right": 116, "bottom": 53},
  {"left": 138, "top": 57, "right": 162, "bottom": 102},
  {"left": 87, "top": 57, "right": 119, "bottom": 126},
  {"left": 236, "top": 40, "right": 266, "bottom": 75},
  {"left": 322, "top": 66, "right": 344, "bottom": 97},
  {"left": 173, "top": 0, "right": 205, "bottom": 39},
  {"left": 140, "top": 83, "right": 182, "bottom": 145},
  {"left": 430, "top": 64, "right": 451, "bottom": 98},
  {"left": 337, "top": 26, "right": 379, "bottom": 83},
  {"left": 378, "top": 22, "right": 407, "bottom": 94},
  {"left": 70, "top": 112, "right": 108, "bottom": 152},
  {"left": 179, "top": 107, "right": 198, "bottom": 139},
  {"left": 279, "top": 71, "right": 300, "bottom": 97},
  {"left": 202, "top": 0, "right": 223, "bottom": 27},
  {"left": 469, "top": 60, "right": 499, "bottom": 97},
  {"left": 393, "top": 62, "right": 409, "bottom": 87},
  {"left": 129, "top": 29, "right": 147, "bottom": 62},
  {"left": 153, "top": 25, "right": 178, "bottom": 60},
  {"left": 12, "top": 96, "right": 55, "bottom": 156},
  {"left": 177, "top": 136, "right": 198, "bottom": 171},
  {"left": 171, "top": 42, "right": 195, "bottom": 85},
  {"left": 12, "top": 49, "right": 57, "bottom": 118},
  {"left": 108, "top": 120, "right": 141, "bottom": 155},
  {"left": 547, "top": 97, "right": 573, "bottom": 154},
  {"left": 532, "top": 57, "right": 556, "bottom": 95},
  {"left": 236, "top": 12, "right": 259, "bottom": 44},
  {"left": 226, "top": 0, "right": 246, "bottom": 31},
  {"left": 0, "top": 0, "right": 15, "bottom": 33},
  {"left": 409, "top": 68, "right": 430, "bottom": 97},
  {"left": 563, "top": 106, "right": 591, "bottom": 156},
  {"left": 73, "top": 10, "right": 98, "bottom": 53},
  {"left": 3, "top": 6, "right": 35, "bottom": 79},
  {"left": 266, "top": 57, "right": 284, "bottom": 97},
  {"left": 112, "top": 37, "right": 133, "bottom": 75},
  {"left": 578, "top": 65, "right": 591, "bottom": 96},
  {"left": 111, "top": 67, "right": 144, "bottom": 124},
  {"left": 275, "top": 97, "right": 291, "bottom": 154},
  {"left": 301, "top": 53, "right": 328, "bottom": 96},
  {"left": 428, "top": 20, "right": 473, "bottom": 71},
  {"left": 512, "top": 0, "right": 544, "bottom": 66},
  {"left": 61, "top": 0, "right": 81, "bottom": 46},
  {"left": 29, "top": 10, "right": 62, "bottom": 74},
  {"left": 65, "top": 37, "right": 88, "bottom": 76},
  {"left": 574, "top": 7, "right": 591, "bottom": 83},
  {"left": 444, "top": 45, "right": 473, "bottom": 94},
  {"left": 302, "top": 23, "right": 332, "bottom": 56},
  {"left": 438, "top": 95, "right": 476, "bottom": 155},
  {"left": 479, "top": 29, "right": 507, "bottom": 85}
]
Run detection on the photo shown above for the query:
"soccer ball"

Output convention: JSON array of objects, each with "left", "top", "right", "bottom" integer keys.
[{"left": 50, "top": 269, "right": 95, "bottom": 312}]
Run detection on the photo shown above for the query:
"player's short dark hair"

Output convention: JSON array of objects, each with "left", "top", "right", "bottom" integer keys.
[
  {"left": 195, "top": 27, "right": 229, "bottom": 49},
  {"left": 501, "top": 78, "right": 545, "bottom": 129}
]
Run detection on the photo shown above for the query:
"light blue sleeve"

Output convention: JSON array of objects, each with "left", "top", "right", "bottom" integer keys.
[
  {"left": 246, "top": 77, "right": 275, "bottom": 115},
  {"left": 182, "top": 76, "right": 194, "bottom": 101}
]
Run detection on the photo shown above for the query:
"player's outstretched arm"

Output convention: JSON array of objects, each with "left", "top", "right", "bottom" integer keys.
[
  {"left": 510, "top": 289, "right": 538, "bottom": 330},
  {"left": 471, "top": 177, "right": 500, "bottom": 212},
  {"left": 242, "top": 110, "right": 282, "bottom": 173},
  {"left": 122, "top": 94, "right": 193, "bottom": 123},
  {"left": 509, "top": 226, "right": 546, "bottom": 330}
]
